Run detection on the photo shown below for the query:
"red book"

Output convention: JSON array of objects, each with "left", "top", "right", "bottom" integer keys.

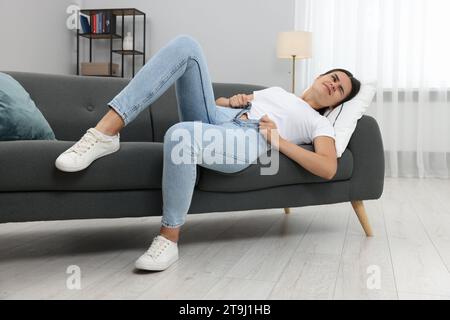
[{"left": 92, "top": 13, "right": 97, "bottom": 34}]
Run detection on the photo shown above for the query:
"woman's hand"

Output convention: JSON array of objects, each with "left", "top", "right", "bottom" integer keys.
[
  {"left": 259, "top": 115, "right": 282, "bottom": 148},
  {"left": 228, "top": 94, "right": 252, "bottom": 108}
]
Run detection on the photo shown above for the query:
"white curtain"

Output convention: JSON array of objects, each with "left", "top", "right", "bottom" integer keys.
[{"left": 295, "top": 0, "right": 450, "bottom": 178}]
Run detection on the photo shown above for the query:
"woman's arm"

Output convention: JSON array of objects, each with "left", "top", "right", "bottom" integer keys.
[
  {"left": 215, "top": 94, "right": 254, "bottom": 108},
  {"left": 278, "top": 137, "right": 338, "bottom": 180},
  {"left": 259, "top": 115, "right": 337, "bottom": 180}
]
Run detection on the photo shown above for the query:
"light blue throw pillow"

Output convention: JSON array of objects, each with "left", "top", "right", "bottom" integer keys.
[{"left": 0, "top": 72, "right": 55, "bottom": 140}]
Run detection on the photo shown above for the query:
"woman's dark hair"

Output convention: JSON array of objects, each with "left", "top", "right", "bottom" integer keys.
[{"left": 321, "top": 68, "right": 361, "bottom": 109}]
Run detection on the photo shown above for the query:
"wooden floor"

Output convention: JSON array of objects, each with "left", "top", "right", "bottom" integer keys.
[{"left": 1, "top": 178, "right": 450, "bottom": 300}]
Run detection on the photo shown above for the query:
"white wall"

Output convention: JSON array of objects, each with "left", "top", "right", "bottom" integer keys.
[
  {"left": 1, "top": 0, "right": 296, "bottom": 88},
  {"left": 0, "top": 0, "right": 80, "bottom": 75}
]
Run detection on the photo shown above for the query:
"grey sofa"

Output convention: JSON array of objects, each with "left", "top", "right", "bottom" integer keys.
[{"left": 0, "top": 72, "right": 384, "bottom": 236}]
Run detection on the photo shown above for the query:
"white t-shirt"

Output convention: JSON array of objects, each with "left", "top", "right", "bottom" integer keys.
[{"left": 246, "top": 87, "right": 335, "bottom": 145}]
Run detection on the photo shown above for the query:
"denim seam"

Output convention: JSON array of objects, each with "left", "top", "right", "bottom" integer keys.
[
  {"left": 188, "top": 55, "right": 213, "bottom": 124},
  {"left": 161, "top": 220, "right": 184, "bottom": 228},
  {"left": 203, "top": 147, "right": 250, "bottom": 163},
  {"left": 161, "top": 144, "right": 196, "bottom": 228},
  {"left": 108, "top": 101, "right": 128, "bottom": 124},
  {"left": 165, "top": 54, "right": 213, "bottom": 124},
  {"left": 121, "top": 58, "right": 188, "bottom": 121},
  {"left": 160, "top": 55, "right": 212, "bottom": 124},
  {"left": 233, "top": 119, "right": 260, "bottom": 129},
  {"left": 161, "top": 166, "right": 193, "bottom": 228},
  {"left": 127, "top": 54, "right": 213, "bottom": 125},
  {"left": 111, "top": 54, "right": 213, "bottom": 126}
]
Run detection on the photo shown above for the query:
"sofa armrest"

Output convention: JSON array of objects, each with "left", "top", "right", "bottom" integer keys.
[{"left": 347, "top": 115, "right": 385, "bottom": 200}]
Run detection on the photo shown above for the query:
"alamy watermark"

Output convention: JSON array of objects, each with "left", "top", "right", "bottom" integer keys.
[
  {"left": 167, "top": 122, "right": 280, "bottom": 175},
  {"left": 366, "top": 265, "right": 381, "bottom": 290},
  {"left": 66, "top": 265, "right": 82, "bottom": 290},
  {"left": 66, "top": 4, "right": 89, "bottom": 30},
  {"left": 66, "top": 5, "right": 80, "bottom": 30}
]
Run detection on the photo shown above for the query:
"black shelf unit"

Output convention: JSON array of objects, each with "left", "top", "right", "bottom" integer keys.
[{"left": 76, "top": 8, "right": 146, "bottom": 78}]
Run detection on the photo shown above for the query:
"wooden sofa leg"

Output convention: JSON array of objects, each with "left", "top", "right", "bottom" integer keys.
[
  {"left": 351, "top": 201, "right": 374, "bottom": 237},
  {"left": 284, "top": 208, "right": 291, "bottom": 214}
]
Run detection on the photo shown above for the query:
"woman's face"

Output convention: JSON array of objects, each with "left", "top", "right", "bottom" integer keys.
[{"left": 311, "top": 71, "right": 353, "bottom": 108}]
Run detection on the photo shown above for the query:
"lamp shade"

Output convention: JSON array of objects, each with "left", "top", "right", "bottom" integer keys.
[{"left": 277, "top": 31, "right": 312, "bottom": 59}]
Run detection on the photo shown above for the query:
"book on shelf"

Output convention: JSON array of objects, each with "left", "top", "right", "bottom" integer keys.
[
  {"left": 96, "top": 13, "right": 99, "bottom": 33},
  {"left": 106, "top": 11, "right": 116, "bottom": 34},
  {"left": 98, "top": 13, "right": 102, "bottom": 33},
  {"left": 80, "top": 11, "right": 116, "bottom": 34},
  {"left": 80, "top": 15, "right": 90, "bottom": 34},
  {"left": 102, "top": 13, "right": 106, "bottom": 33},
  {"left": 90, "top": 13, "right": 96, "bottom": 34}
]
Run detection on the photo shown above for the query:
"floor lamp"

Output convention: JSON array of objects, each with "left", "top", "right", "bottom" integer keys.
[
  {"left": 277, "top": 31, "right": 312, "bottom": 94},
  {"left": 277, "top": 31, "right": 312, "bottom": 214}
]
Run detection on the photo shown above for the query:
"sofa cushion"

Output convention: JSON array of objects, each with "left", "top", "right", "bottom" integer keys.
[
  {"left": 197, "top": 145, "right": 353, "bottom": 192},
  {"left": 0, "top": 140, "right": 170, "bottom": 192}
]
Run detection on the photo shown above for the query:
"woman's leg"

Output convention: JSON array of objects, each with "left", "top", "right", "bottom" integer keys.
[
  {"left": 96, "top": 34, "right": 217, "bottom": 135},
  {"left": 149, "top": 107, "right": 245, "bottom": 243},
  {"left": 160, "top": 121, "right": 268, "bottom": 230},
  {"left": 135, "top": 120, "right": 268, "bottom": 271},
  {"left": 55, "top": 34, "right": 218, "bottom": 173}
]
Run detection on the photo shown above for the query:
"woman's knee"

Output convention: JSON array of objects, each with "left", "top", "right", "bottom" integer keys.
[
  {"left": 171, "top": 34, "right": 203, "bottom": 56},
  {"left": 173, "top": 34, "right": 200, "bottom": 47},
  {"left": 165, "top": 122, "right": 195, "bottom": 139},
  {"left": 164, "top": 122, "right": 200, "bottom": 163},
  {"left": 164, "top": 122, "right": 199, "bottom": 150}
]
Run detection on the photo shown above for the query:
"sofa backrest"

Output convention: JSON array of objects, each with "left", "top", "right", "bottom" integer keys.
[
  {"left": 5, "top": 71, "right": 267, "bottom": 142},
  {"left": 5, "top": 72, "right": 152, "bottom": 142}
]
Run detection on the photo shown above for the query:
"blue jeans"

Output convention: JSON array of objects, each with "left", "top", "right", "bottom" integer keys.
[{"left": 108, "top": 35, "right": 270, "bottom": 228}]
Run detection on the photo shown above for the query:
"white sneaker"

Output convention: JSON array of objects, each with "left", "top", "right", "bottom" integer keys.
[
  {"left": 55, "top": 128, "right": 120, "bottom": 172},
  {"left": 135, "top": 235, "right": 179, "bottom": 271}
]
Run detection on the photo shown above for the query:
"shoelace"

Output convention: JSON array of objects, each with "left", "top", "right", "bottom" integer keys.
[
  {"left": 70, "top": 130, "right": 100, "bottom": 156},
  {"left": 145, "top": 237, "right": 170, "bottom": 259}
]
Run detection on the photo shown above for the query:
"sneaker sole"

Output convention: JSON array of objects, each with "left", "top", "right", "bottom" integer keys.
[
  {"left": 55, "top": 144, "right": 120, "bottom": 172},
  {"left": 134, "top": 254, "right": 179, "bottom": 272}
]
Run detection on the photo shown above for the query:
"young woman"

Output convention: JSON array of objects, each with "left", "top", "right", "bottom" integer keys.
[{"left": 55, "top": 35, "right": 360, "bottom": 271}]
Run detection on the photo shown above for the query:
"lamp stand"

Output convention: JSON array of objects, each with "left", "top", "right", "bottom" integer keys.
[
  {"left": 284, "top": 55, "right": 297, "bottom": 215},
  {"left": 291, "top": 55, "right": 296, "bottom": 94}
]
